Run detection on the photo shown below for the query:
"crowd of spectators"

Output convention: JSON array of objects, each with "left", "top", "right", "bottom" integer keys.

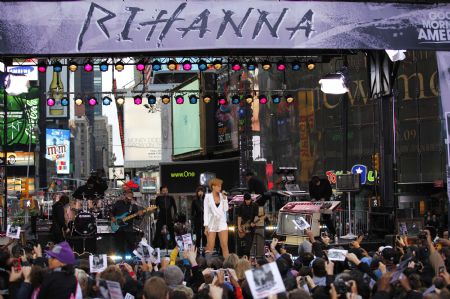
[{"left": 1, "top": 226, "right": 450, "bottom": 299}]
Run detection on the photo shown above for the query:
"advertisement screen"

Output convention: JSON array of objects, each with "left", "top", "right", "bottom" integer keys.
[
  {"left": 172, "top": 79, "right": 201, "bottom": 155},
  {"left": 46, "top": 129, "right": 70, "bottom": 174}
]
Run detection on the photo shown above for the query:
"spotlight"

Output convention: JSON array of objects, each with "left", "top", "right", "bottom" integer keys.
[
  {"left": 247, "top": 60, "right": 257, "bottom": 71},
  {"left": 116, "top": 96, "right": 125, "bottom": 105},
  {"left": 147, "top": 95, "right": 157, "bottom": 105},
  {"left": 161, "top": 95, "right": 171, "bottom": 104},
  {"left": 202, "top": 95, "right": 212, "bottom": 103},
  {"left": 189, "top": 94, "right": 198, "bottom": 104},
  {"left": 182, "top": 60, "right": 192, "bottom": 71},
  {"left": 272, "top": 95, "right": 281, "bottom": 104},
  {"left": 60, "top": 97, "right": 69, "bottom": 106},
  {"left": 152, "top": 60, "right": 161, "bottom": 71},
  {"left": 102, "top": 96, "right": 112, "bottom": 105},
  {"left": 75, "top": 97, "right": 83, "bottom": 106},
  {"left": 319, "top": 71, "right": 349, "bottom": 95},
  {"left": 262, "top": 60, "right": 271, "bottom": 71},
  {"left": 68, "top": 60, "right": 78, "bottom": 72},
  {"left": 175, "top": 95, "right": 184, "bottom": 104},
  {"left": 115, "top": 61, "right": 125, "bottom": 72},
  {"left": 218, "top": 95, "right": 227, "bottom": 105},
  {"left": 88, "top": 96, "right": 97, "bottom": 106},
  {"left": 231, "top": 95, "right": 240, "bottom": 105},
  {"left": 259, "top": 95, "right": 268, "bottom": 104},
  {"left": 99, "top": 60, "right": 109, "bottom": 72},
  {"left": 276, "top": 61, "right": 286, "bottom": 71},
  {"left": 198, "top": 59, "right": 208, "bottom": 71},
  {"left": 285, "top": 95, "right": 295, "bottom": 103},
  {"left": 231, "top": 61, "right": 242, "bottom": 72},
  {"left": 134, "top": 95, "right": 143, "bottom": 105},
  {"left": 307, "top": 60, "right": 315, "bottom": 71},
  {"left": 167, "top": 60, "right": 177, "bottom": 71},
  {"left": 292, "top": 61, "right": 301, "bottom": 71},
  {"left": 386, "top": 49, "right": 407, "bottom": 62},
  {"left": 84, "top": 61, "right": 94, "bottom": 72},
  {"left": 245, "top": 95, "right": 253, "bottom": 104},
  {"left": 136, "top": 60, "right": 145, "bottom": 71},
  {"left": 52, "top": 61, "right": 62, "bottom": 73},
  {"left": 212, "top": 59, "right": 222, "bottom": 70},
  {"left": 46, "top": 98, "right": 55, "bottom": 106},
  {"left": 37, "top": 61, "right": 47, "bottom": 73}
]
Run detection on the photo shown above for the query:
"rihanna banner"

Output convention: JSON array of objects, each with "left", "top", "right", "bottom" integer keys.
[{"left": 0, "top": 1, "right": 449, "bottom": 55}]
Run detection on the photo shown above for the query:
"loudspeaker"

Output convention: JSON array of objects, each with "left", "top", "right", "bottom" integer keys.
[
  {"left": 336, "top": 174, "right": 360, "bottom": 191},
  {"left": 384, "top": 234, "right": 397, "bottom": 248},
  {"left": 254, "top": 228, "right": 265, "bottom": 258},
  {"left": 96, "top": 234, "right": 116, "bottom": 254}
]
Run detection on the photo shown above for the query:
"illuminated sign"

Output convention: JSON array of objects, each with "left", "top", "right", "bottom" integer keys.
[
  {"left": 0, "top": 152, "right": 34, "bottom": 166},
  {"left": 45, "top": 129, "right": 70, "bottom": 174},
  {"left": 326, "top": 165, "right": 377, "bottom": 185}
]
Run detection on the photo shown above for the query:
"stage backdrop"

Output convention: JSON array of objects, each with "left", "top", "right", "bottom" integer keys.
[{"left": 0, "top": 1, "right": 449, "bottom": 54}]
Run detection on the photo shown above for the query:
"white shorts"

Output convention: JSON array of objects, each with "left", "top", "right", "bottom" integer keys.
[{"left": 208, "top": 220, "right": 228, "bottom": 232}]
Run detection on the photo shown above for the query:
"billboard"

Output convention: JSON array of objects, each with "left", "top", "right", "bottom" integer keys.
[
  {"left": 172, "top": 78, "right": 201, "bottom": 156},
  {"left": 46, "top": 129, "right": 70, "bottom": 174},
  {"left": 0, "top": 152, "right": 34, "bottom": 166}
]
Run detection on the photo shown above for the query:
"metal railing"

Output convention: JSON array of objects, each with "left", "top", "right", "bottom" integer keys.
[{"left": 333, "top": 209, "right": 369, "bottom": 237}]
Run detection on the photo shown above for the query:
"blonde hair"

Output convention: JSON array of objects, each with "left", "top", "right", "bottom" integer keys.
[
  {"left": 235, "top": 259, "right": 251, "bottom": 281},
  {"left": 208, "top": 178, "right": 223, "bottom": 189}
]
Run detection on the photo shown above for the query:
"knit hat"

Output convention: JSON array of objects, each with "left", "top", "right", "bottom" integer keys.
[
  {"left": 45, "top": 241, "right": 76, "bottom": 265},
  {"left": 164, "top": 266, "right": 184, "bottom": 288}
]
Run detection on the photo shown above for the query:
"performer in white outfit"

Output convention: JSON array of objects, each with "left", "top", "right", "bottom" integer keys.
[{"left": 203, "top": 178, "right": 229, "bottom": 257}]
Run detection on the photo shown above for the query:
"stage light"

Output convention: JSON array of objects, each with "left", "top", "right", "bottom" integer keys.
[
  {"left": 52, "top": 61, "right": 62, "bottom": 73},
  {"left": 272, "top": 95, "right": 281, "bottom": 104},
  {"left": 84, "top": 61, "right": 93, "bottom": 72},
  {"left": 75, "top": 97, "right": 83, "bottom": 106},
  {"left": 245, "top": 95, "right": 253, "bottom": 104},
  {"left": 285, "top": 95, "right": 295, "bottom": 103},
  {"left": 307, "top": 60, "right": 315, "bottom": 71},
  {"left": 161, "top": 95, "right": 171, "bottom": 104},
  {"left": 99, "top": 60, "right": 109, "bottom": 72},
  {"left": 60, "top": 97, "right": 69, "bottom": 106},
  {"left": 198, "top": 59, "right": 208, "bottom": 71},
  {"left": 136, "top": 60, "right": 145, "bottom": 71},
  {"left": 182, "top": 60, "right": 192, "bottom": 71},
  {"left": 175, "top": 95, "right": 184, "bottom": 104},
  {"left": 213, "top": 59, "right": 222, "bottom": 70},
  {"left": 115, "top": 60, "right": 125, "bottom": 72},
  {"left": 47, "top": 98, "right": 55, "bottom": 106},
  {"left": 189, "top": 94, "right": 198, "bottom": 104},
  {"left": 292, "top": 61, "right": 301, "bottom": 71},
  {"left": 68, "top": 60, "right": 78, "bottom": 72},
  {"left": 202, "top": 95, "right": 212, "bottom": 103},
  {"left": 319, "top": 71, "right": 349, "bottom": 95},
  {"left": 276, "top": 61, "right": 286, "bottom": 71},
  {"left": 167, "top": 60, "right": 177, "bottom": 71},
  {"left": 231, "top": 61, "right": 242, "bottom": 72},
  {"left": 116, "top": 96, "right": 125, "bottom": 105},
  {"left": 88, "top": 96, "right": 97, "bottom": 106},
  {"left": 262, "top": 60, "right": 271, "bottom": 71},
  {"left": 247, "top": 60, "right": 257, "bottom": 71},
  {"left": 218, "top": 95, "right": 227, "bottom": 105},
  {"left": 134, "top": 95, "right": 143, "bottom": 105},
  {"left": 231, "top": 95, "right": 240, "bottom": 105},
  {"left": 152, "top": 60, "right": 161, "bottom": 71},
  {"left": 102, "top": 96, "right": 112, "bottom": 105},
  {"left": 259, "top": 95, "right": 268, "bottom": 104},
  {"left": 37, "top": 61, "right": 47, "bottom": 73},
  {"left": 386, "top": 49, "right": 406, "bottom": 62},
  {"left": 147, "top": 95, "right": 157, "bottom": 105}
]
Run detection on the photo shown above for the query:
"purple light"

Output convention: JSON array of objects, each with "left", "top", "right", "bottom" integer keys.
[
  {"left": 134, "top": 96, "right": 143, "bottom": 105},
  {"left": 46, "top": 98, "right": 55, "bottom": 106},
  {"left": 84, "top": 63, "right": 93, "bottom": 72},
  {"left": 136, "top": 62, "right": 145, "bottom": 71},
  {"left": 38, "top": 66, "right": 47, "bottom": 73},
  {"left": 218, "top": 98, "right": 227, "bottom": 105},
  {"left": 88, "top": 97, "right": 97, "bottom": 106},
  {"left": 277, "top": 63, "right": 286, "bottom": 71},
  {"left": 175, "top": 95, "right": 184, "bottom": 104},
  {"left": 182, "top": 61, "right": 192, "bottom": 71}
]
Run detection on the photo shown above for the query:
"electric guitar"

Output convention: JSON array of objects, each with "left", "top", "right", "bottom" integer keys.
[
  {"left": 238, "top": 221, "right": 254, "bottom": 238},
  {"left": 111, "top": 205, "right": 157, "bottom": 233}
]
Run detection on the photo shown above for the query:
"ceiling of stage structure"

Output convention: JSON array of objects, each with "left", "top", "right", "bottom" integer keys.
[{"left": 0, "top": 1, "right": 449, "bottom": 56}]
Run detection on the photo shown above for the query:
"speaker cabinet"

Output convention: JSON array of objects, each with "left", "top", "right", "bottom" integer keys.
[{"left": 336, "top": 174, "right": 360, "bottom": 191}]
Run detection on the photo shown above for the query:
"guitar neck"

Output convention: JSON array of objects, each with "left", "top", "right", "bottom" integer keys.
[{"left": 122, "top": 207, "right": 154, "bottom": 222}]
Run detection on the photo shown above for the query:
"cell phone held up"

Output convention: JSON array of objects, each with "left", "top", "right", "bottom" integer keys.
[{"left": 13, "top": 258, "right": 21, "bottom": 271}]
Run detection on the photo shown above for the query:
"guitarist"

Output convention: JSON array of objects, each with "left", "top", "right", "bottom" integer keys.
[
  {"left": 237, "top": 193, "right": 259, "bottom": 257},
  {"left": 111, "top": 189, "right": 143, "bottom": 255},
  {"left": 50, "top": 195, "right": 70, "bottom": 243}
]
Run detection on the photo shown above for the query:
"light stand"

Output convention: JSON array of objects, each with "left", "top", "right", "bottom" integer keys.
[{"left": 340, "top": 191, "right": 357, "bottom": 239}]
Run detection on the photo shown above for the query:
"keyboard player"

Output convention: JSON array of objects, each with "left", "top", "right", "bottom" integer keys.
[{"left": 309, "top": 176, "right": 336, "bottom": 236}]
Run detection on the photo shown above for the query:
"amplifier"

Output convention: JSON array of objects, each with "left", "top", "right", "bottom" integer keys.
[
  {"left": 336, "top": 174, "right": 360, "bottom": 191},
  {"left": 96, "top": 220, "right": 112, "bottom": 234},
  {"left": 36, "top": 220, "right": 52, "bottom": 232}
]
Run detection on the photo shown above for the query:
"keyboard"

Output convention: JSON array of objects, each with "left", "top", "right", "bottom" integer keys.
[{"left": 280, "top": 201, "right": 341, "bottom": 214}]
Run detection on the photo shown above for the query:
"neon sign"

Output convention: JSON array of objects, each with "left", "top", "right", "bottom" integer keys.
[{"left": 326, "top": 165, "right": 377, "bottom": 185}]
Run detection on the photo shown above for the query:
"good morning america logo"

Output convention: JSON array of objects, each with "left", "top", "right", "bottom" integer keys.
[{"left": 418, "top": 11, "right": 450, "bottom": 43}]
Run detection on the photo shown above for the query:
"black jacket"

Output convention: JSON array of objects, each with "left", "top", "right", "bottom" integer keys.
[
  {"left": 37, "top": 268, "right": 77, "bottom": 299},
  {"left": 191, "top": 197, "right": 204, "bottom": 228}
]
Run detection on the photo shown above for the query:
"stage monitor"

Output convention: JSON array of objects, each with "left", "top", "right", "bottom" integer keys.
[{"left": 336, "top": 174, "right": 360, "bottom": 191}]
